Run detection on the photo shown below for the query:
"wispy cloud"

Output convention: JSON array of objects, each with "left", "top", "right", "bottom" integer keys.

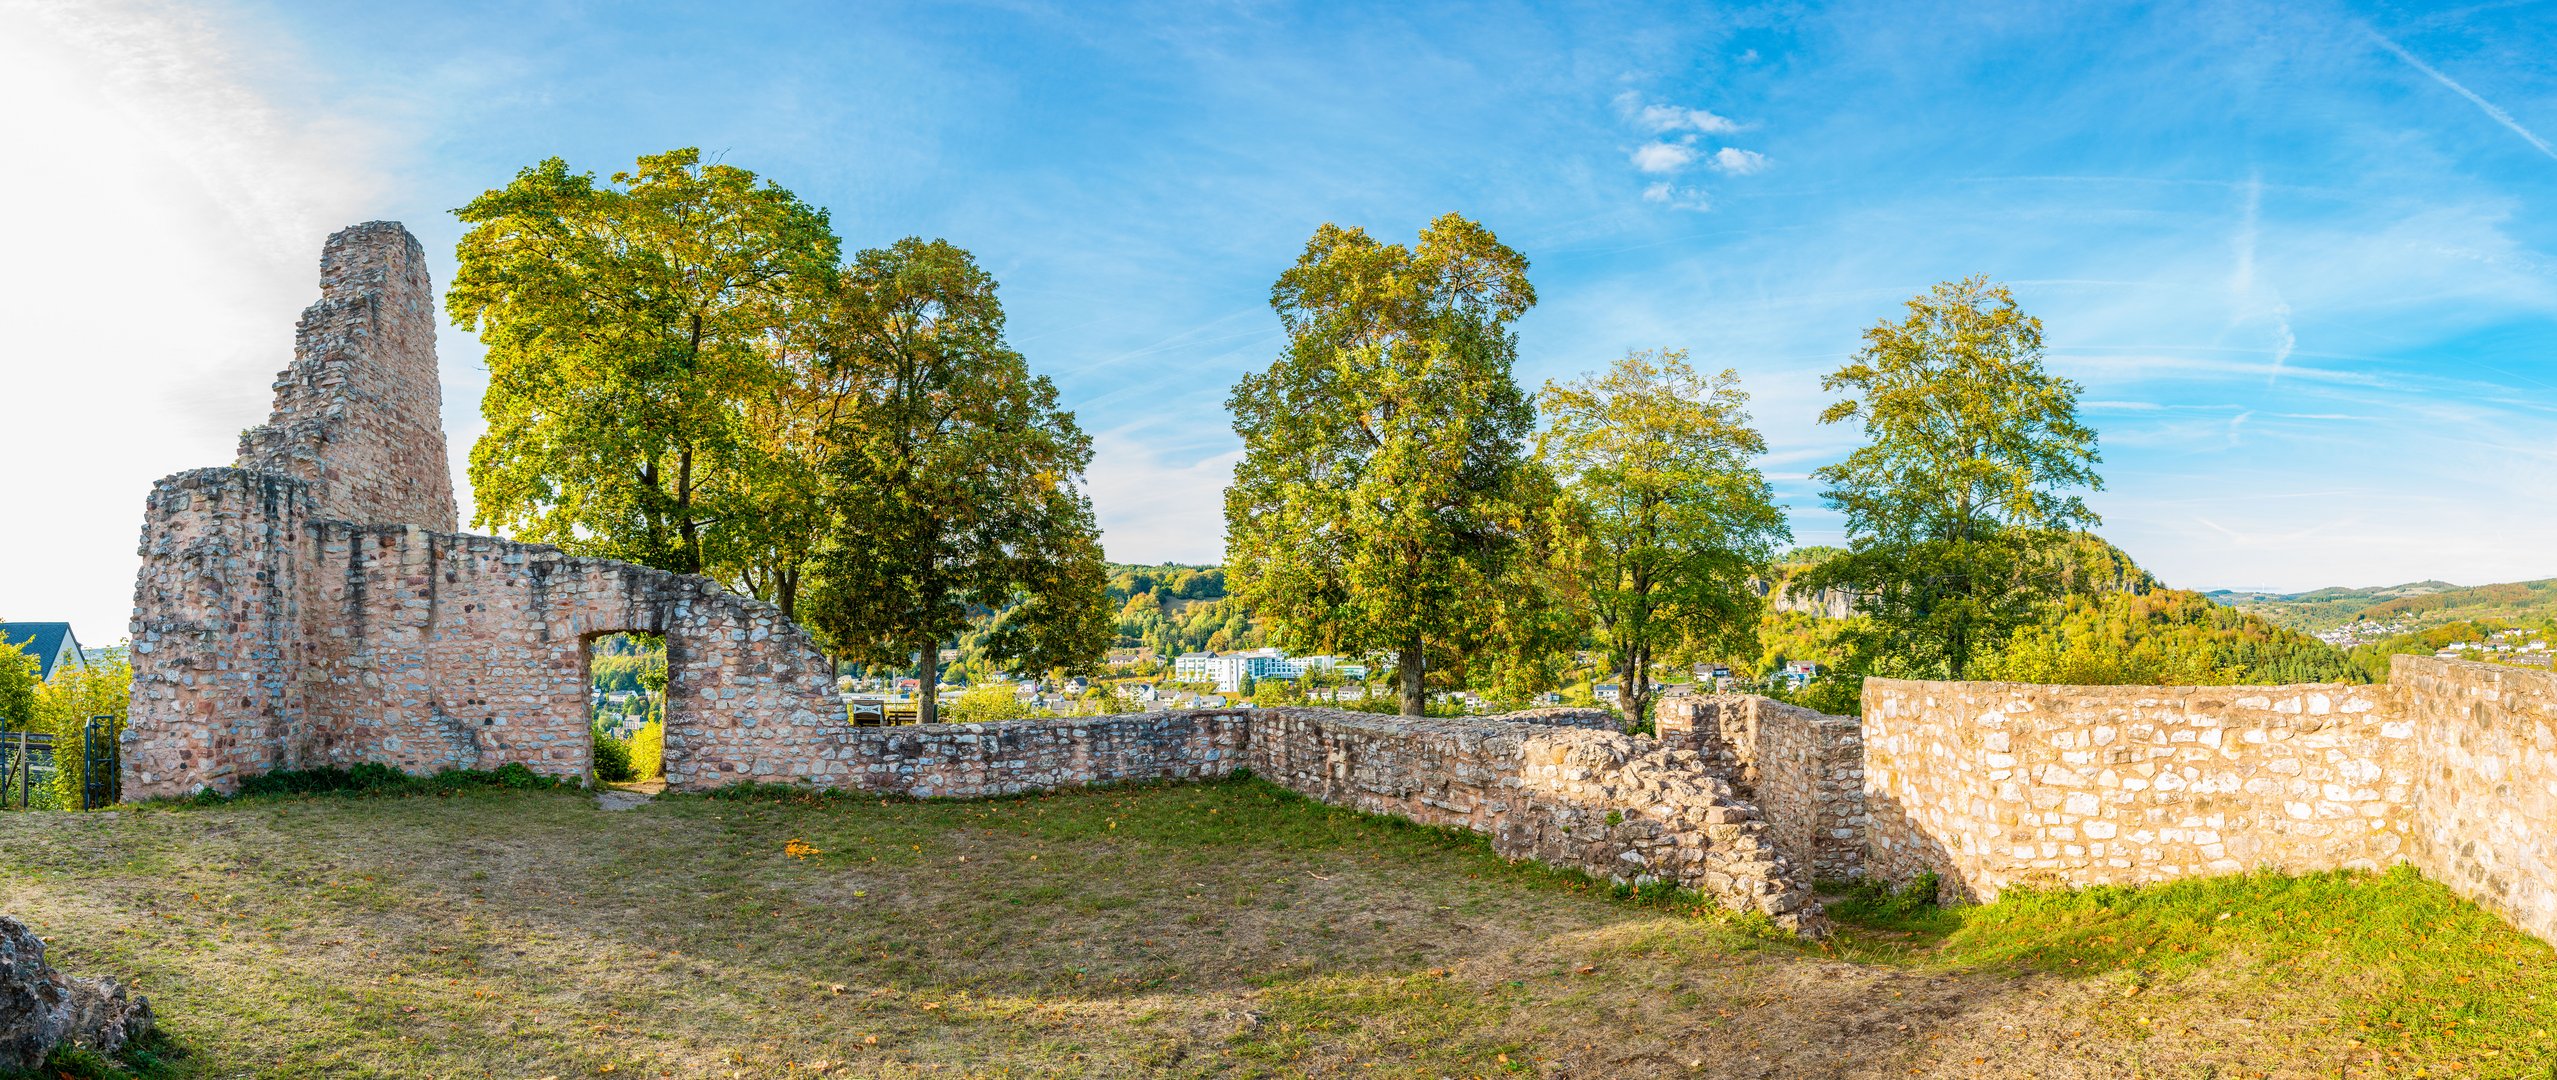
[
  {"left": 1630, "top": 141, "right": 1699, "bottom": 173},
  {"left": 1708, "top": 147, "right": 1768, "bottom": 175},
  {"left": 1612, "top": 90, "right": 1741, "bottom": 134},
  {"left": 2365, "top": 25, "right": 2557, "bottom": 162},
  {"left": 1083, "top": 431, "right": 1240, "bottom": 564},
  {"left": 2227, "top": 174, "right": 2296, "bottom": 383},
  {"left": 1613, "top": 92, "right": 1766, "bottom": 205},
  {"left": 1640, "top": 181, "right": 1710, "bottom": 211}
]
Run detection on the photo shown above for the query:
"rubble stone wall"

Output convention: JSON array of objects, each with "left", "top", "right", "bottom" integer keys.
[
  {"left": 234, "top": 222, "right": 458, "bottom": 532},
  {"left": 1243, "top": 708, "right": 1826, "bottom": 933},
  {"left": 840, "top": 711, "right": 1252, "bottom": 798},
  {"left": 125, "top": 467, "right": 849, "bottom": 798},
  {"left": 1657, "top": 695, "right": 1867, "bottom": 880},
  {"left": 127, "top": 469, "right": 317, "bottom": 793},
  {"left": 1860, "top": 678, "right": 2415, "bottom": 902},
  {"left": 2399, "top": 656, "right": 2557, "bottom": 943}
]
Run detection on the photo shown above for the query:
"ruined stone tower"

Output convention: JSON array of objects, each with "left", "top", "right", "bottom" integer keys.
[
  {"left": 126, "top": 222, "right": 847, "bottom": 799},
  {"left": 234, "top": 221, "right": 459, "bottom": 530}
]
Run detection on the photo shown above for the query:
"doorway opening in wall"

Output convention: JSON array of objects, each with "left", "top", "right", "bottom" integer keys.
[{"left": 587, "top": 632, "right": 668, "bottom": 791}]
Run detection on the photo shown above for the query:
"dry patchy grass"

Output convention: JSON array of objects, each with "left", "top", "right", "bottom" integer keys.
[{"left": 1, "top": 777, "right": 2553, "bottom": 1078}]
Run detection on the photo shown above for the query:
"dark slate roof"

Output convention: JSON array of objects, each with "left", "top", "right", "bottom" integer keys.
[{"left": 0, "top": 623, "right": 81, "bottom": 679}]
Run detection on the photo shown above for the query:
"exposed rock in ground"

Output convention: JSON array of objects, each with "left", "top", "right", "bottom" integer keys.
[{"left": 0, "top": 915, "right": 152, "bottom": 1070}]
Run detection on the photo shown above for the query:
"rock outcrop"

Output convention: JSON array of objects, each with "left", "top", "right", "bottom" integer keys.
[{"left": 0, "top": 916, "right": 152, "bottom": 1070}]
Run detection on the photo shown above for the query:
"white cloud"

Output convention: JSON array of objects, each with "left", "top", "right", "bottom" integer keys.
[
  {"left": 1641, "top": 181, "right": 1711, "bottom": 211},
  {"left": 1612, "top": 90, "right": 1742, "bottom": 134},
  {"left": 1631, "top": 140, "right": 1699, "bottom": 173},
  {"left": 0, "top": 0, "right": 391, "bottom": 642},
  {"left": 1083, "top": 431, "right": 1240, "bottom": 564},
  {"left": 1708, "top": 147, "right": 1769, "bottom": 174}
]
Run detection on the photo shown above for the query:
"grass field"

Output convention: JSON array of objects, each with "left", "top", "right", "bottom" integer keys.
[{"left": 3, "top": 776, "right": 2554, "bottom": 1079}]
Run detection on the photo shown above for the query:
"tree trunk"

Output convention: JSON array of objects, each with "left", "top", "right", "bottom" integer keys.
[
  {"left": 776, "top": 570, "right": 799, "bottom": 619},
  {"left": 674, "top": 447, "right": 700, "bottom": 574},
  {"left": 1621, "top": 650, "right": 1651, "bottom": 732},
  {"left": 917, "top": 646, "right": 940, "bottom": 726},
  {"left": 1398, "top": 641, "right": 1426, "bottom": 717}
]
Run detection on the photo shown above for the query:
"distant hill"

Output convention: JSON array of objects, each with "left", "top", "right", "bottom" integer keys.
[
  {"left": 1974, "top": 588, "right": 2362, "bottom": 686},
  {"left": 1762, "top": 533, "right": 2159, "bottom": 618},
  {"left": 2215, "top": 579, "right": 2557, "bottom": 633}
]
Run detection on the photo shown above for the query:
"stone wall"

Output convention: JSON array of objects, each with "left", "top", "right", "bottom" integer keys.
[
  {"left": 842, "top": 711, "right": 1251, "bottom": 798},
  {"left": 1658, "top": 695, "right": 1867, "bottom": 880},
  {"left": 127, "top": 469, "right": 317, "bottom": 791},
  {"left": 235, "top": 222, "right": 458, "bottom": 532},
  {"left": 2400, "top": 655, "right": 2557, "bottom": 944},
  {"left": 126, "top": 467, "right": 850, "bottom": 798},
  {"left": 1244, "top": 708, "right": 1825, "bottom": 933},
  {"left": 1861, "top": 678, "right": 2414, "bottom": 901}
]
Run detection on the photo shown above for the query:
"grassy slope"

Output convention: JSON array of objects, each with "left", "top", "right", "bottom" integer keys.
[{"left": 0, "top": 781, "right": 2550, "bottom": 1079}]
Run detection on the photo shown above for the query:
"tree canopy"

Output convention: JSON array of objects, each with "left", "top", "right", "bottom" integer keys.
[
  {"left": 1797, "top": 277, "right": 2103, "bottom": 679},
  {"left": 1224, "top": 213, "right": 1545, "bottom": 716},
  {"left": 1539, "top": 350, "right": 1791, "bottom": 727},
  {"left": 449, "top": 148, "right": 839, "bottom": 581},
  {"left": 454, "top": 151, "right": 1111, "bottom": 703},
  {"left": 796, "top": 239, "right": 1111, "bottom": 722}
]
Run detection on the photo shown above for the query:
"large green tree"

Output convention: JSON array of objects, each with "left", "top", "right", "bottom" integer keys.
[
  {"left": 796, "top": 239, "right": 1110, "bottom": 724},
  {"left": 1225, "top": 213, "right": 1543, "bottom": 716},
  {"left": 449, "top": 148, "right": 839, "bottom": 580},
  {"left": 1798, "top": 276, "right": 2102, "bottom": 679},
  {"left": 1539, "top": 350, "right": 1791, "bottom": 727}
]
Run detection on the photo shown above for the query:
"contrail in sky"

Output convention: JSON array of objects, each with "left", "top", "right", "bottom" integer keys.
[{"left": 2365, "top": 25, "right": 2557, "bottom": 162}]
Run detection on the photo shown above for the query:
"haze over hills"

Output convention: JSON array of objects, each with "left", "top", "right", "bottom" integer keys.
[{"left": 2211, "top": 579, "right": 2557, "bottom": 633}]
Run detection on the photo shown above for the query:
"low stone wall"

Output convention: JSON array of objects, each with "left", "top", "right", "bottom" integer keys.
[
  {"left": 1861, "top": 678, "right": 2414, "bottom": 901},
  {"left": 2400, "top": 655, "right": 2557, "bottom": 944},
  {"left": 1658, "top": 695, "right": 1867, "bottom": 880},
  {"left": 1244, "top": 708, "right": 1825, "bottom": 934},
  {"left": 842, "top": 711, "right": 1252, "bottom": 798}
]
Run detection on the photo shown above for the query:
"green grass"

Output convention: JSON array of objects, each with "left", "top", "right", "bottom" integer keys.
[
  {"left": 1826, "top": 865, "right": 2557, "bottom": 1072},
  {"left": 5, "top": 777, "right": 2557, "bottom": 1077}
]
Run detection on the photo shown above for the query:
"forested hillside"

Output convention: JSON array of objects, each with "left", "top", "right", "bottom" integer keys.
[
  {"left": 1971, "top": 589, "right": 2361, "bottom": 685},
  {"left": 2217, "top": 579, "right": 2557, "bottom": 633},
  {"left": 1105, "top": 564, "right": 1263, "bottom": 657},
  {"left": 1751, "top": 537, "right": 2358, "bottom": 707}
]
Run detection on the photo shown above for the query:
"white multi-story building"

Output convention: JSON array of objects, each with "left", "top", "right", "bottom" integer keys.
[{"left": 1172, "top": 648, "right": 1367, "bottom": 692}]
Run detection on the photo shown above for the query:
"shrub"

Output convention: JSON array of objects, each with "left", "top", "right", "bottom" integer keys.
[
  {"left": 946, "top": 685, "right": 1030, "bottom": 724},
  {"left": 629, "top": 719, "right": 664, "bottom": 781},
  {"left": 39, "top": 654, "right": 132, "bottom": 809},
  {"left": 590, "top": 720, "right": 635, "bottom": 783},
  {"left": 215, "top": 762, "right": 563, "bottom": 802}
]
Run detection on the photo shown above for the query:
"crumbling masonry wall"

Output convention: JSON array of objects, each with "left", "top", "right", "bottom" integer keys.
[
  {"left": 235, "top": 222, "right": 458, "bottom": 532},
  {"left": 127, "top": 221, "right": 849, "bottom": 799},
  {"left": 130, "top": 220, "right": 2557, "bottom": 950},
  {"left": 1244, "top": 709, "right": 1826, "bottom": 933},
  {"left": 126, "top": 467, "right": 849, "bottom": 796},
  {"left": 1657, "top": 695, "right": 1867, "bottom": 881}
]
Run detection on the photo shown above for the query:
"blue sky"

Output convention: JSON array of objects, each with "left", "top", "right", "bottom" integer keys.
[{"left": 5, "top": 0, "right": 2555, "bottom": 641}]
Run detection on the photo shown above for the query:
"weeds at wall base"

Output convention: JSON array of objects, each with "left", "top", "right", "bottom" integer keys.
[
  {"left": 133, "top": 762, "right": 569, "bottom": 810},
  {"left": 0, "top": 1030, "right": 187, "bottom": 1080}
]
